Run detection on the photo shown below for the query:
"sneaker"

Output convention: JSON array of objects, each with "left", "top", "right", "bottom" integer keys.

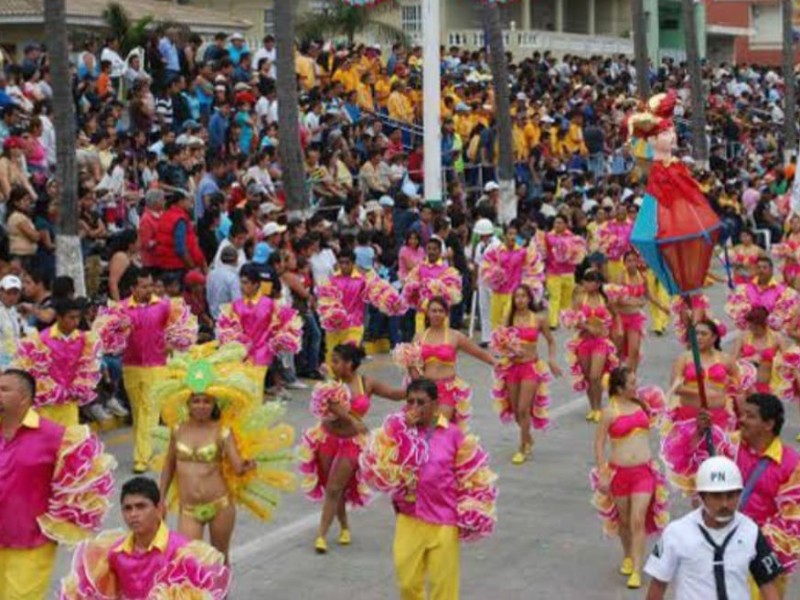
[
  {"left": 315, "top": 536, "right": 328, "bottom": 554},
  {"left": 620, "top": 557, "right": 633, "bottom": 576},
  {"left": 106, "top": 397, "right": 129, "bottom": 418},
  {"left": 511, "top": 451, "right": 526, "bottom": 465},
  {"left": 337, "top": 529, "right": 351, "bottom": 545},
  {"left": 626, "top": 572, "right": 641, "bottom": 589},
  {"left": 87, "top": 403, "right": 113, "bottom": 423},
  {"left": 285, "top": 380, "right": 309, "bottom": 390}
]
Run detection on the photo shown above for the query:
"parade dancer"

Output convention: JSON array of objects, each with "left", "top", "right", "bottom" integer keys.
[
  {"left": 481, "top": 219, "right": 545, "bottom": 330},
  {"left": 670, "top": 292, "right": 727, "bottom": 347},
  {"left": 731, "top": 307, "right": 789, "bottom": 395},
  {"left": 59, "top": 477, "right": 230, "bottom": 600},
  {"left": 661, "top": 319, "right": 741, "bottom": 495},
  {"left": 360, "top": 378, "right": 498, "bottom": 600},
  {"left": 563, "top": 269, "right": 620, "bottom": 422},
  {"left": 0, "top": 369, "right": 116, "bottom": 600},
  {"left": 403, "top": 238, "right": 463, "bottom": 334},
  {"left": 299, "top": 344, "right": 406, "bottom": 554},
  {"left": 491, "top": 285, "right": 560, "bottom": 464},
  {"left": 95, "top": 267, "right": 197, "bottom": 473},
  {"left": 316, "top": 249, "right": 406, "bottom": 366},
  {"left": 591, "top": 367, "right": 669, "bottom": 590},
  {"left": 544, "top": 215, "right": 586, "bottom": 330},
  {"left": 726, "top": 256, "right": 799, "bottom": 334},
  {"left": 730, "top": 229, "right": 765, "bottom": 286},
  {"left": 606, "top": 251, "right": 668, "bottom": 371},
  {"left": 155, "top": 343, "right": 296, "bottom": 562},
  {"left": 395, "top": 297, "right": 494, "bottom": 430},
  {"left": 13, "top": 298, "right": 102, "bottom": 426},
  {"left": 775, "top": 215, "right": 800, "bottom": 290},
  {"left": 216, "top": 264, "right": 303, "bottom": 398},
  {"left": 597, "top": 204, "right": 633, "bottom": 282}
]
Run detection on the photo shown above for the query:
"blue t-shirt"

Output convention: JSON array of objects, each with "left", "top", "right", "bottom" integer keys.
[{"left": 354, "top": 245, "right": 375, "bottom": 272}]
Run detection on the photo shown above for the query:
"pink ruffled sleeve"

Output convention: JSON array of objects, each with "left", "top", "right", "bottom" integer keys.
[
  {"left": 317, "top": 281, "right": 350, "bottom": 331},
  {"left": 150, "top": 541, "right": 231, "bottom": 600},
  {"left": 92, "top": 303, "right": 132, "bottom": 355},
  {"left": 423, "top": 267, "right": 463, "bottom": 307},
  {"left": 480, "top": 246, "right": 506, "bottom": 292},
  {"left": 520, "top": 244, "right": 545, "bottom": 299},
  {"left": 489, "top": 326, "right": 522, "bottom": 358},
  {"left": 359, "top": 412, "right": 429, "bottom": 494},
  {"left": 365, "top": 274, "right": 408, "bottom": 316},
  {"left": 309, "top": 381, "right": 351, "bottom": 419},
  {"left": 268, "top": 304, "right": 303, "bottom": 355},
  {"left": 725, "top": 285, "right": 751, "bottom": 330},
  {"left": 38, "top": 426, "right": 117, "bottom": 545},
  {"left": 58, "top": 529, "right": 125, "bottom": 599},
  {"left": 761, "top": 466, "right": 800, "bottom": 573},
  {"left": 454, "top": 433, "right": 498, "bottom": 542},
  {"left": 392, "top": 342, "right": 423, "bottom": 370},
  {"left": 402, "top": 266, "right": 422, "bottom": 309},
  {"left": 166, "top": 298, "right": 198, "bottom": 352},
  {"left": 215, "top": 304, "right": 247, "bottom": 346}
]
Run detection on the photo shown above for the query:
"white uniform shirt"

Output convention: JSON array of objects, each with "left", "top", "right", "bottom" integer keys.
[{"left": 645, "top": 508, "right": 782, "bottom": 600}]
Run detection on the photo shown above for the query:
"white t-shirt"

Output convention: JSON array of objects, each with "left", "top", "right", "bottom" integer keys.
[
  {"left": 645, "top": 508, "right": 782, "bottom": 600},
  {"left": 101, "top": 47, "right": 126, "bottom": 79},
  {"left": 253, "top": 47, "right": 276, "bottom": 78},
  {"left": 310, "top": 248, "right": 337, "bottom": 287}
]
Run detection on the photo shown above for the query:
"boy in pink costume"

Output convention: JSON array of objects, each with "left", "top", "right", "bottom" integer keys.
[
  {"left": 13, "top": 299, "right": 102, "bottom": 427},
  {"left": 59, "top": 476, "right": 230, "bottom": 600},
  {"left": 0, "top": 369, "right": 116, "bottom": 600},
  {"left": 726, "top": 256, "right": 799, "bottom": 333},
  {"left": 597, "top": 206, "right": 633, "bottom": 281},
  {"left": 403, "top": 238, "right": 463, "bottom": 334}
]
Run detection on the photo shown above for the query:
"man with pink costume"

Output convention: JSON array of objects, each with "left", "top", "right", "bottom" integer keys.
[
  {"left": 726, "top": 256, "right": 799, "bottom": 333},
  {"left": 597, "top": 204, "right": 633, "bottom": 282},
  {"left": 360, "top": 379, "right": 497, "bottom": 600},
  {"left": 316, "top": 249, "right": 406, "bottom": 366},
  {"left": 215, "top": 264, "right": 302, "bottom": 397},
  {"left": 544, "top": 214, "right": 586, "bottom": 329},
  {"left": 403, "top": 238, "right": 463, "bottom": 334},
  {"left": 94, "top": 267, "right": 198, "bottom": 473},
  {"left": 0, "top": 369, "right": 116, "bottom": 600},
  {"left": 481, "top": 219, "right": 545, "bottom": 329},
  {"left": 735, "top": 393, "right": 800, "bottom": 598},
  {"left": 59, "top": 476, "right": 230, "bottom": 600},
  {"left": 13, "top": 298, "right": 102, "bottom": 427}
]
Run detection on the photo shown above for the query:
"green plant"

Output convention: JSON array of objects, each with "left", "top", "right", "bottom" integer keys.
[
  {"left": 102, "top": 2, "right": 154, "bottom": 55},
  {"left": 296, "top": 0, "right": 406, "bottom": 45}
]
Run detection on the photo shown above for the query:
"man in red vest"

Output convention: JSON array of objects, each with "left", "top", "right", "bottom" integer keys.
[{"left": 152, "top": 193, "right": 206, "bottom": 277}]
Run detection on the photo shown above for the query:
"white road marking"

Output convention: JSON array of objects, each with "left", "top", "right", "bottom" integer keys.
[{"left": 230, "top": 394, "right": 589, "bottom": 563}]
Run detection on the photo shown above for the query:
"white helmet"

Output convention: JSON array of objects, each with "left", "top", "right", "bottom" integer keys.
[
  {"left": 695, "top": 456, "right": 743, "bottom": 493},
  {"left": 473, "top": 218, "right": 494, "bottom": 236}
]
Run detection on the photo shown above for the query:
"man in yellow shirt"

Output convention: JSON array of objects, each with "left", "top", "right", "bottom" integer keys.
[
  {"left": 512, "top": 113, "right": 529, "bottom": 163},
  {"left": 388, "top": 81, "right": 414, "bottom": 124},
  {"left": 356, "top": 72, "right": 375, "bottom": 113},
  {"left": 295, "top": 45, "right": 318, "bottom": 91}
]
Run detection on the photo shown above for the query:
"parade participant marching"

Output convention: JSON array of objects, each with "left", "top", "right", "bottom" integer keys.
[
  {"left": 470, "top": 218, "right": 498, "bottom": 347},
  {"left": 95, "top": 267, "right": 197, "bottom": 473},
  {"left": 671, "top": 292, "right": 726, "bottom": 347},
  {"left": 736, "top": 393, "right": 800, "bottom": 598},
  {"left": 563, "top": 269, "right": 620, "bottom": 422},
  {"left": 726, "top": 257, "right": 799, "bottom": 334},
  {"left": 0, "top": 369, "right": 116, "bottom": 600},
  {"left": 774, "top": 215, "right": 800, "bottom": 291},
  {"left": 661, "top": 319, "right": 740, "bottom": 495},
  {"left": 299, "top": 344, "right": 406, "bottom": 554},
  {"left": 606, "top": 251, "right": 668, "bottom": 371},
  {"left": 360, "top": 378, "right": 498, "bottom": 600},
  {"left": 597, "top": 204, "right": 633, "bottom": 282},
  {"left": 544, "top": 214, "right": 586, "bottom": 330},
  {"left": 591, "top": 367, "right": 669, "bottom": 590},
  {"left": 13, "top": 298, "right": 102, "bottom": 426},
  {"left": 403, "top": 238, "right": 463, "bottom": 335},
  {"left": 644, "top": 457, "right": 784, "bottom": 600},
  {"left": 216, "top": 263, "right": 302, "bottom": 398},
  {"left": 491, "top": 284, "right": 560, "bottom": 464},
  {"left": 395, "top": 296, "right": 494, "bottom": 430},
  {"left": 316, "top": 248, "right": 406, "bottom": 367},
  {"left": 731, "top": 229, "right": 766, "bottom": 286},
  {"left": 155, "top": 343, "right": 296, "bottom": 562},
  {"left": 59, "top": 477, "right": 231, "bottom": 600},
  {"left": 481, "top": 219, "right": 545, "bottom": 330},
  {"left": 731, "top": 307, "right": 789, "bottom": 395}
]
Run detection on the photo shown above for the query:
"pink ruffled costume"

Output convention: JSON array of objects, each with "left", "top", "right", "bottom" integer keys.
[
  {"left": 402, "top": 260, "right": 463, "bottom": 311},
  {"left": 420, "top": 334, "right": 472, "bottom": 430},
  {"left": 563, "top": 302, "right": 620, "bottom": 392},
  {"left": 726, "top": 279, "right": 800, "bottom": 332}
]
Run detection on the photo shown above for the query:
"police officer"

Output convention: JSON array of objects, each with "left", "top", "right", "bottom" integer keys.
[{"left": 644, "top": 456, "right": 783, "bottom": 600}]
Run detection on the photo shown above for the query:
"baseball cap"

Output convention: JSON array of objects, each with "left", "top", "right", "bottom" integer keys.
[
  {"left": 252, "top": 242, "right": 270, "bottom": 264},
  {"left": 230, "top": 32, "right": 245, "bottom": 41},
  {"left": 184, "top": 269, "right": 206, "bottom": 287},
  {"left": 259, "top": 202, "right": 281, "bottom": 215},
  {"left": 262, "top": 222, "right": 287, "bottom": 237},
  {"left": 484, "top": 181, "right": 500, "bottom": 193},
  {"left": 0, "top": 275, "right": 22, "bottom": 291}
]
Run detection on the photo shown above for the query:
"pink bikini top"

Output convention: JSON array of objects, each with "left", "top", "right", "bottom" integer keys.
[
  {"left": 580, "top": 302, "right": 612, "bottom": 328},
  {"left": 683, "top": 362, "right": 728, "bottom": 387},
  {"left": 623, "top": 273, "right": 646, "bottom": 297},
  {"left": 421, "top": 329, "right": 457, "bottom": 366},
  {"left": 349, "top": 376, "right": 371, "bottom": 418},
  {"left": 741, "top": 336, "right": 778, "bottom": 364},
  {"left": 608, "top": 403, "right": 650, "bottom": 440},
  {"left": 515, "top": 314, "right": 539, "bottom": 343}
]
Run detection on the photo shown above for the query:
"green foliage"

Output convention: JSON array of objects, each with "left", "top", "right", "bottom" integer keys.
[
  {"left": 102, "top": 2, "right": 154, "bottom": 55},
  {"left": 296, "top": 0, "right": 406, "bottom": 46}
]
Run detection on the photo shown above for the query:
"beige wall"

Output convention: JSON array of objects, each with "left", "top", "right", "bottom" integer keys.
[{"left": 0, "top": 25, "right": 54, "bottom": 61}]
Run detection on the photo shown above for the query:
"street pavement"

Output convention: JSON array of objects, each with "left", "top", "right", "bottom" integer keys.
[{"left": 48, "top": 280, "right": 800, "bottom": 598}]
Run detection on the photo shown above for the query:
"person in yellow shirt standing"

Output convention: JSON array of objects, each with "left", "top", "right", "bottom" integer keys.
[
  {"left": 356, "top": 72, "right": 375, "bottom": 113},
  {"left": 295, "top": 45, "right": 318, "bottom": 92},
  {"left": 388, "top": 81, "right": 414, "bottom": 124}
]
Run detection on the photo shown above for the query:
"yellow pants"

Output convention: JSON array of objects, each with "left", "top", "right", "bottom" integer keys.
[
  {"left": 546, "top": 274, "right": 576, "bottom": 328},
  {"left": 325, "top": 326, "right": 364, "bottom": 367},
  {"left": 606, "top": 259, "right": 624, "bottom": 283},
  {"left": 0, "top": 542, "right": 57, "bottom": 600},
  {"left": 749, "top": 573, "right": 787, "bottom": 599},
  {"left": 490, "top": 293, "right": 512, "bottom": 330},
  {"left": 37, "top": 402, "right": 79, "bottom": 427},
  {"left": 123, "top": 365, "right": 166, "bottom": 470},
  {"left": 645, "top": 271, "right": 670, "bottom": 333},
  {"left": 393, "top": 514, "right": 460, "bottom": 600}
]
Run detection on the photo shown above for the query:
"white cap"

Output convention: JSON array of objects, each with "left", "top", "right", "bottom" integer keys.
[
  {"left": 365, "top": 200, "right": 382, "bottom": 214},
  {"left": 484, "top": 181, "right": 500, "bottom": 193},
  {"left": 516, "top": 92, "right": 527, "bottom": 101},
  {"left": 261, "top": 222, "right": 287, "bottom": 237},
  {"left": 473, "top": 218, "right": 494, "bottom": 236},
  {"left": 695, "top": 457, "right": 743, "bottom": 493},
  {"left": 378, "top": 195, "right": 395, "bottom": 208},
  {"left": 259, "top": 202, "right": 281, "bottom": 215},
  {"left": 0, "top": 275, "right": 22, "bottom": 291},
  {"left": 230, "top": 32, "right": 245, "bottom": 41}
]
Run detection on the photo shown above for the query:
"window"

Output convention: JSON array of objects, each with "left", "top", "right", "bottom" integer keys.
[
  {"left": 263, "top": 8, "right": 275, "bottom": 35},
  {"left": 401, "top": 3, "right": 422, "bottom": 37},
  {"left": 751, "top": 4, "right": 781, "bottom": 46}
]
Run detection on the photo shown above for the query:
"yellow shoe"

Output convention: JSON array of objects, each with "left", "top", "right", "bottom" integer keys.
[
  {"left": 585, "top": 409, "right": 595, "bottom": 421},
  {"left": 627, "top": 572, "right": 641, "bottom": 589},
  {"left": 620, "top": 557, "right": 633, "bottom": 576},
  {"left": 592, "top": 410, "right": 602, "bottom": 423},
  {"left": 314, "top": 536, "right": 328, "bottom": 554},
  {"left": 511, "top": 451, "right": 526, "bottom": 465},
  {"left": 338, "top": 529, "right": 351, "bottom": 545}
]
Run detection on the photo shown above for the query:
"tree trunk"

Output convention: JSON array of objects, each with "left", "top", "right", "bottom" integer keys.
[
  {"left": 783, "top": 0, "right": 797, "bottom": 164},
  {"left": 45, "top": 0, "right": 86, "bottom": 295},
  {"left": 483, "top": 3, "right": 516, "bottom": 224},
  {"left": 632, "top": 0, "right": 650, "bottom": 99},
  {"left": 275, "top": 0, "right": 308, "bottom": 215},
  {"left": 682, "top": 0, "right": 708, "bottom": 168}
]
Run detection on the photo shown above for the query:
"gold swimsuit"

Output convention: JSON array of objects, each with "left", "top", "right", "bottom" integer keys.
[{"left": 176, "top": 427, "right": 232, "bottom": 523}]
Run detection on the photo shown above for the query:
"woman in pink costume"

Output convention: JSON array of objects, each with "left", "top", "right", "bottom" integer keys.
[
  {"left": 606, "top": 251, "right": 668, "bottom": 372},
  {"left": 299, "top": 343, "right": 406, "bottom": 554},
  {"left": 730, "top": 229, "right": 765, "bottom": 286},
  {"left": 775, "top": 215, "right": 800, "bottom": 290},
  {"left": 661, "top": 319, "right": 740, "bottom": 495},
  {"left": 563, "top": 269, "right": 620, "bottom": 422},
  {"left": 316, "top": 249, "right": 406, "bottom": 367},
  {"left": 592, "top": 367, "right": 669, "bottom": 590},
  {"left": 491, "top": 285, "right": 561, "bottom": 465},
  {"left": 731, "top": 306, "right": 789, "bottom": 396},
  {"left": 670, "top": 292, "right": 728, "bottom": 347},
  {"left": 399, "top": 296, "right": 494, "bottom": 430}
]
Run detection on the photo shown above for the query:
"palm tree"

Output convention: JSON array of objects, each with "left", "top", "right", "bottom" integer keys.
[
  {"left": 631, "top": 0, "right": 650, "bottom": 99},
  {"left": 275, "top": 0, "right": 308, "bottom": 214},
  {"left": 682, "top": 0, "right": 708, "bottom": 168},
  {"left": 45, "top": 0, "right": 86, "bottom": 295},
  {"left": 296, "top": 0, "right": 406, "bottom": 46},
  {"left": 482, "top": 2, "right": 515, "bottom": 223},
  {"left": 782, "top": 0, "right": 797, "bottom": 164},
  {"left": 102, "top": 2, "right": 154, "bottom": 55}
]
